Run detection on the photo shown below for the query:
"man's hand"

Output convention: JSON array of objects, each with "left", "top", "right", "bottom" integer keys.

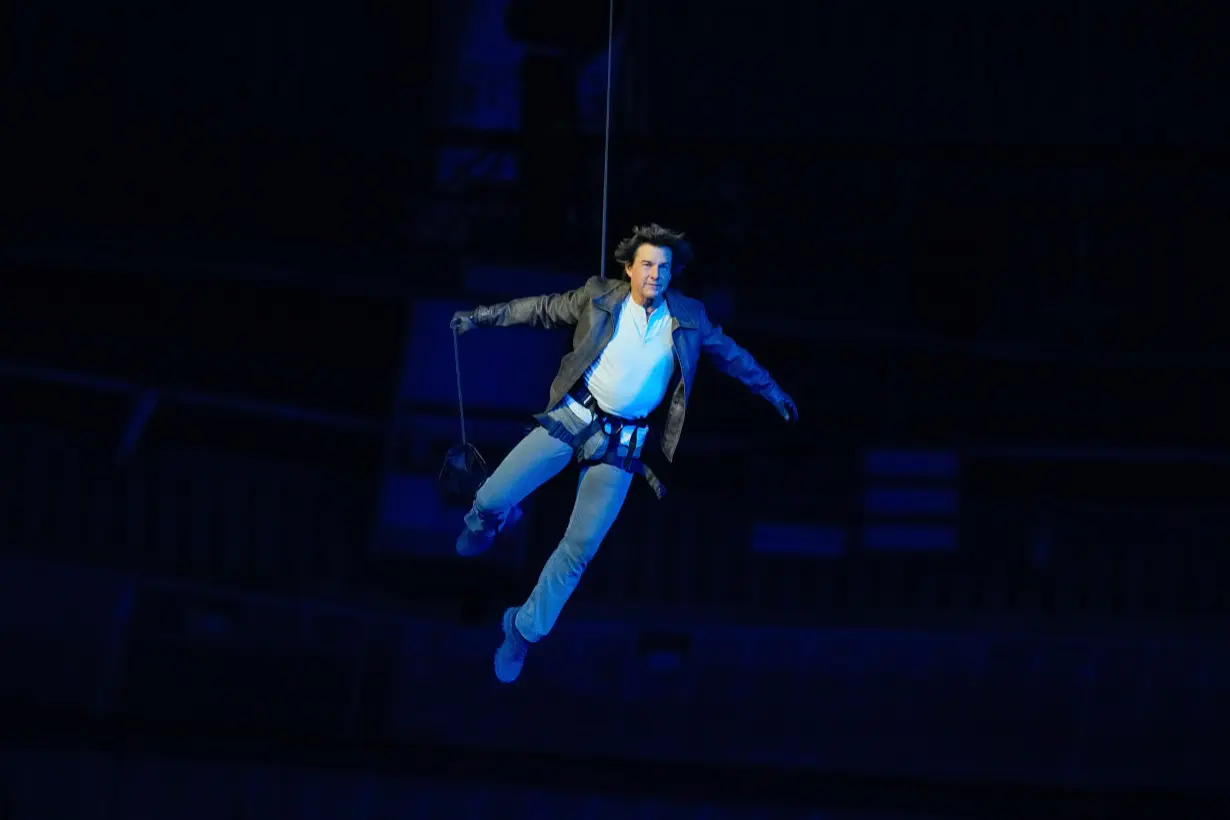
[
  {"left": 450, "top": 310, "right": 478, "bottom": 335},
  {"left": 770, "top": 388, "right": 799, "bottom": 423}
]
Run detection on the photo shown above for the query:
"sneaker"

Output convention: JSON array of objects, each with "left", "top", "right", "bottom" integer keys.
[
  {"left": 456, "top": 505, "right": 523, "bottom": 557},
  {"left": 493, "top": 606, "right": 529, "bottom": 683}
]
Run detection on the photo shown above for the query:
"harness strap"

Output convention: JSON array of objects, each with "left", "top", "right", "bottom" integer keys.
[{"left": 569, "top": 384, "right": 646, "bottom": 428}]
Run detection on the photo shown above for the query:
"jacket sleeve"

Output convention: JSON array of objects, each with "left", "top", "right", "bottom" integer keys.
[
  {"left": 470, "top": 280, "right": 596, "bottom": 330},
  {"left": 699, "top": 309, "right": 780, "bottom": 399}
]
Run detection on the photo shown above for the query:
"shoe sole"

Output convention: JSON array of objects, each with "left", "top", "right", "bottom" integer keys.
[
  {"left": 455, "top": 533, "right": 494, "bottom": 557},
  {"left": 494, "top": 607, "right": 524, "bottom": 684}
]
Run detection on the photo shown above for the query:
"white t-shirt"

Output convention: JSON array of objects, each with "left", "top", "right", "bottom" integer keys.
[{"left": 582, "top": 296, "right": 675, "bottom": 420}]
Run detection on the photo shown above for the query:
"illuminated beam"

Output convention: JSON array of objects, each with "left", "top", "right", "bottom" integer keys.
[{"left": 115, "top": 388, "right": 160, "bottom": 464}]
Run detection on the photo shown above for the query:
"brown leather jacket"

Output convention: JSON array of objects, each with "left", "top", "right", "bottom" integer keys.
[{"left": 471, "top": 276, "right": 786, "bottom": 465}]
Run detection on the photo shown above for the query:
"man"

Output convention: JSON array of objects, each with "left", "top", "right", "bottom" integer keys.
[{"left": 450, "top": 224, "right": 797, "bottom": 683}]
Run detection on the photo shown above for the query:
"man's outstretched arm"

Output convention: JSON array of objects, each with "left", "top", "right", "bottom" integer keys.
[
  {"left": 700, "top": 311, "right": 799, "bottom": 422},
  {"left": 451, "top": 282, "right": 593, "bottom": 334}
]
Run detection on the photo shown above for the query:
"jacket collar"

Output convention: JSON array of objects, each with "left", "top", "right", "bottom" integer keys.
[
  {"left": 664, "top": 290, "right": 700, "bottom": 329},
  {"left": 592, "top": 279, "right": 698, "bottom": 329},
  {"left": 593, "top": 279, "right": 629, "bottom": 313}
]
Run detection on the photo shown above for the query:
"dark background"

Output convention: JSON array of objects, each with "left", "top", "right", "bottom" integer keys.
[{"left": 2, "top": 1, "right": 1229, "bottom": 817}]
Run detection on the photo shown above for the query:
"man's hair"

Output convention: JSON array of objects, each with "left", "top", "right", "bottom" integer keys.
[{"left": 612, "top": 223, "right": 694, "bottom": 278}]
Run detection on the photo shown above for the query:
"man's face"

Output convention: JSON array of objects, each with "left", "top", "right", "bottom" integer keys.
[{"left": 625, "top": 243, "right": 672, "bottom": 305}]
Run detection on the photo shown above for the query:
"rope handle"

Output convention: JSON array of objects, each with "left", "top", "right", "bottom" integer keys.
[
  {"left": 453, "top": 0, "right": 611, "bottom": 450},
  {"left": 452, "top": 325, "right": 467, "bottom": 446}
]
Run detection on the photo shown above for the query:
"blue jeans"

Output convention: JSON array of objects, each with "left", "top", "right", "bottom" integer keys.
[{"left": 463, "top": 404, "right": 635, "bottom": 642}]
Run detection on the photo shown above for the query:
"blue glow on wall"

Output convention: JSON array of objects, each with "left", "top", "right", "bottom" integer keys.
[
  {"left": 862, "top": 524, "right": 958, "bottom": 552},
  {"left": 463, "top": 266, "right": 584, "bottom": 300},
  {"left": 444, "top": 0, "right": 526, "bottom": 131},
  {"left": 751, "top": 523, "right": 847, "bottom": 557},
  {"left": 861, "top": 448, "right": 961, "bottom": 553},
  {"left": 864, "top": 449, "right": 959, "bottom": 479},
  {"left": 380, "top": 474, "right": 454, "bottom": 534},
  {"left": 435, "top": 146, "right": 519, "bottom": 186},
  {"left": 864, "top": 487, "right": 959, "bottom": 517},
  {"left": 403, "top": 299, "right": 565, "bottom": 414}
]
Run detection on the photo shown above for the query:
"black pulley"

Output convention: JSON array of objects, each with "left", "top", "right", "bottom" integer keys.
[{"left": 437, "top": 326, "right": 488, "bottom": 505}]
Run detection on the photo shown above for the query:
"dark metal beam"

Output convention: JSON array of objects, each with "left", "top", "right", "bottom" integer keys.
[
  {"left": 0, "top": 244, "right": 458, "bottom": 302},
  {"left": 1, "top": 698, "right": 1224, "bottom": 819},
  {"left": 427, "top": 127, "right": 1230, "bottom": 166},
  {"left": 0, "top": 362, "right": 384, "bottom": 434}
]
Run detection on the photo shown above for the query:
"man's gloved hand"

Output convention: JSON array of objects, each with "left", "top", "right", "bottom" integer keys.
[
  {"left": 769, "top": 387, "right": 799, "bottom": 423},
  {"left": 450, "top": 310, "right": 478, "bottom": 335}
]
